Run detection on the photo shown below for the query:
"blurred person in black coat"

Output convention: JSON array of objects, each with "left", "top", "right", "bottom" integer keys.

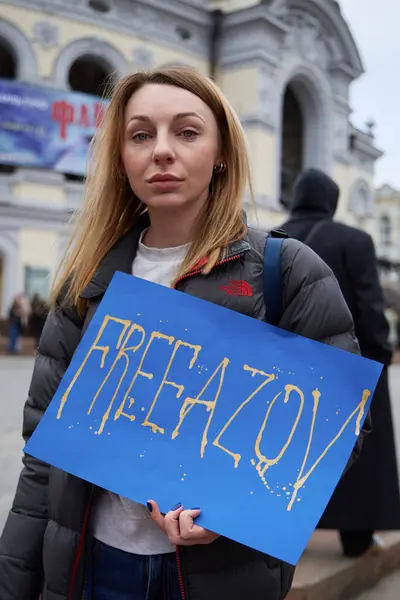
[
  {"left": 29, "top": 293, "right": 49, "bottom": 348},
  {"left": 281, "top": 168, "right": 400, "bottom": 557}
]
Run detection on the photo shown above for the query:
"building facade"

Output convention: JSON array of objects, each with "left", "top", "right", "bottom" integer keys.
[
  {"left": 0, "top": 0, "right": 382, "bottom": 317},
  {"left": 374, "top": 185, "right": 400, "bottom": 347},
  {"left": 375, "top": 185, "right": 400, "bottom": 281}
]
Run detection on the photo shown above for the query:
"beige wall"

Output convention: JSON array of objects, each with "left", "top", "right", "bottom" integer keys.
[
  {"left": 220, "top": 66, "right": 280, "bottom": 218},
  {"left": 211, "top": 0, "right": 259, "bottom": 11},
  {"left": 219, "top": 67, "right": 260, "bottom": 114},
  {"left": 12, "top": 183, "right": 66, "bottom": 208},
  {"left": 246, "top": 129, "right": 276, "bottom": 198},
  {"left": 248, "top": 206, "right": 286, "bottom": 231},
  {"left": 374, "top": 189, "right": 400, "bottom": 262},
  {"left": 333, "top": 161, "right": 375, "bottom": 239},
  {"left": 18, "top": 229, "right": 59, "bottom": 289}
]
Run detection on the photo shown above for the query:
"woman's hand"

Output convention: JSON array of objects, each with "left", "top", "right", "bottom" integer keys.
[{"left": 147, "top": 500, "right": 219, "bottom": 546}]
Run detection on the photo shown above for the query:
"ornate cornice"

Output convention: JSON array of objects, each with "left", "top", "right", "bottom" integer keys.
[
  {"left": 280, "top": 0, "right": 364, "bottom": 79},
  {"left": 219, "top": 2, "right": 289, "bottom": 69},
  {"left": 0, "top": 0, "right": 212, "bottom": 58},
  {"left": 350, "top": 126, "right": 384, "bottom": 163},
  {"left": 240, "top": 113, "right": 276, "bottom": 133},
  {"left": 223, "top": 2, "right": 289, "bottom": 32},
  {"left": 0, "top": 202, "right": 72, "bottom": 228},
  {"left": 219, "top": 47, "right": 280, "bottom": 70}
]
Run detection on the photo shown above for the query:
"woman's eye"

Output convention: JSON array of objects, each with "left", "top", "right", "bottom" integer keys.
[
  {"left": 132, "top": 132, "right": 150, "bottom": 143},
  {"left": 180, "top": 129, "right": 198, "bottom": 139}
]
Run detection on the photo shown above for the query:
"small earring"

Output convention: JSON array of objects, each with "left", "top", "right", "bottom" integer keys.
[{"left": 213, "top": 162, "right": 226, "bottom": 174}]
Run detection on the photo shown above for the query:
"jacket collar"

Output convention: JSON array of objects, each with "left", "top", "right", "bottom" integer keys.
[{"left": 80, "top": 212, "right": 250, "bottom": 299}]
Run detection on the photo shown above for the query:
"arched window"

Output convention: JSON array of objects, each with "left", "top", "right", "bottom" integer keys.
[
  {"left": 0, "top": 37, "right": 17, "bottom": 79},
  {"left": 280, "top": 85, "right": 304, "bottom": 209},
  {"left": 277, "top": 71, "right": 329, "bottom": 211},
  {"left": 0, "top": 37, "right": 18, "bottom": 173},
  {"left": 380, "top": 215, "right": 392, "bottom": 247},
  {"left": 88, "top": 0, "right": 110, "bottom": 13},
  {"left": 65, "top": 54, "right": 114, "bottom": 181},
  {"left": 68, "top": 54, "right": 114, "bottom": 99},
  {"left": 54, "top": 38, "right": 127, "bottom": 90}
]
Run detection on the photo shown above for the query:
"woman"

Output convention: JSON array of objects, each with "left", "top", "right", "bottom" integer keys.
[{"left": 0, "top": 67, "right": 366, "bottom": 600}]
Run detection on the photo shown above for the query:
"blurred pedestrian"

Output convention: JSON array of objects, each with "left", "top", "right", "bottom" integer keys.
[
  {"left": 29, "top": 293, "right": 48, "bottom": 348},
  {"left": 282, "top": 168, "right": 400, "bottom": 557},
  {"left": 7, "top": 293, "right": 30, "bottom": 355}
]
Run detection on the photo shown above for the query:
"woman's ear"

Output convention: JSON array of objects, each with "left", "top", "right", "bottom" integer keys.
[{"left": 215, "top": 154, "right": 225, "bottom": 168}]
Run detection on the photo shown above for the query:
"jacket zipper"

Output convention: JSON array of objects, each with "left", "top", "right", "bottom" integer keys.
[
  {"left": 69, "top": 489, "right": 93, "bottom": 600},
  {"left": 176, "top": 546, "right": 186, "bottom": 600},
  {"left": 173, "top": 251, "right": 243, "bottom": 600},
  {"left": 173, "top": 253, "right": 243, "bottom": 289}
]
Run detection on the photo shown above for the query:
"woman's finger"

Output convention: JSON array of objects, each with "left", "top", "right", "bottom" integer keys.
[
  {"left": 148, "top": 503, "right": 218, "bottom": 545},
  {"left": 164, "top": 503, "right": 184, "bottom": 544},
  {"left": 147, "top": 500, "right": 166, "bottom": 532},
  {"left": 178, "top": 508, "right": 200, "bottom": 539},
  {"left": 178, "top": 509, "right": 219, "bottom": 544}
]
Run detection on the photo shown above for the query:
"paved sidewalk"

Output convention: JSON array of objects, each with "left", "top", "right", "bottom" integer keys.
[
  {"left": 354, "top": 571, "right": 400, "bottom": 600},
  {"left": 0, "top": 335, "right": 35, "bottom": 356},
  {"left": 288, "top": 531, "right": 400, "bottom": 600}
]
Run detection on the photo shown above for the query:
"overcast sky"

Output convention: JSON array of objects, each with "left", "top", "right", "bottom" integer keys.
[{"left": 340, "top": 0, "right": 400, "bottom": 189}]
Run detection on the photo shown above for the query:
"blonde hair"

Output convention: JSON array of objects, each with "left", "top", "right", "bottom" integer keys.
[{"left": 52, "top": 67, "right": 252, "bottom": 313}]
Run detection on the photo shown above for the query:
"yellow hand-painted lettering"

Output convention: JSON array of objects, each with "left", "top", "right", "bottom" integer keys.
[
  {"left": 113, "top": 331, "right": 175, "bottom": 428},
  {"left": 287, "top": 389, "right": 370, "bottom": 511},
  {"left": 57, "top": 316, "right": 132, "bottom": 420},
  {"left": 172, "top": 357, "right": 230, "bottom": 458},
  {"left": 91, "top": 322, "right": 146, "bottom": 434},
  {"left": 142, "top": 340, "right": 202, "bottom": 434},
  {"left": 255, "top": 384, "right": 305, "bottom": 478},
  {"left": 213, "top": 364, "right": 275, "bottom": 468},
  {"left": 57, "top": 310, "right": 373, "bottom": 513}
]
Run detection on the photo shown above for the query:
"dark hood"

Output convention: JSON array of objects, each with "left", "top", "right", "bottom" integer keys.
[{"left": 290, "top": 168, "right": 339, "bottom": 217}]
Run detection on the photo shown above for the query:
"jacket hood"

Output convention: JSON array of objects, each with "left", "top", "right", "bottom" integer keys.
[{"left": 290, "top": 168, "right": 339, "bottom": 217}]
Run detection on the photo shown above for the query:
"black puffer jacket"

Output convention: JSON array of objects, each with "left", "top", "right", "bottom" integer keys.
[{"left": 0, "top": 217, "right": 366, "bottom": 600}]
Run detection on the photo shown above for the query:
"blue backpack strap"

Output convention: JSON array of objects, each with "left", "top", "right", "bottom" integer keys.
[{"left": 263, "top": 229, "right": 289, "bottom": 326}]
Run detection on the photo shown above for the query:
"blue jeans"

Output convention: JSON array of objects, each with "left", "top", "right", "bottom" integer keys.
[
  {"left": 8, "top": 322, "right": 21, "bottom": 354},
  {"left": 85, "top": 538, "right": 183, "bottom": 600}
]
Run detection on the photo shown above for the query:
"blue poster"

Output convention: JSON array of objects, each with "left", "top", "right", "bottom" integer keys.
[
  {"left": 0, "top": 78, "right": 108, "bottom": 175},
  {"left": 25, "top": 272, "right": 382, "bottom": 565}
]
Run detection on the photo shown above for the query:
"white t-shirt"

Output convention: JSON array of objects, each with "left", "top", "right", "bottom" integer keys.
[{"left": 90, "top": 232, "right": 191, "bottom": 555}]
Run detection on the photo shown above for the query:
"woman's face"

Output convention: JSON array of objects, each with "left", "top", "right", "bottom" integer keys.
[{"left": 121, "top": 83, "right": 221, "bottom": 213}]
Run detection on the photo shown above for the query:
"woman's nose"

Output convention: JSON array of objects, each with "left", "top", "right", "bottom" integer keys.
[{"left": 153, "top": 135, "right": 175, "bottom": 165}]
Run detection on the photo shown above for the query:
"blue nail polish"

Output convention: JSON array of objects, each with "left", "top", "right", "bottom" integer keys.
[
  {"left": 171, "top": 502, "right": 182, "bottom": 511},
  {"left": 191, "top": 507, "right": 201, "bottom": 511},
  {"left": 147, "top": 502, "right": 153, "bottom": 513}
]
